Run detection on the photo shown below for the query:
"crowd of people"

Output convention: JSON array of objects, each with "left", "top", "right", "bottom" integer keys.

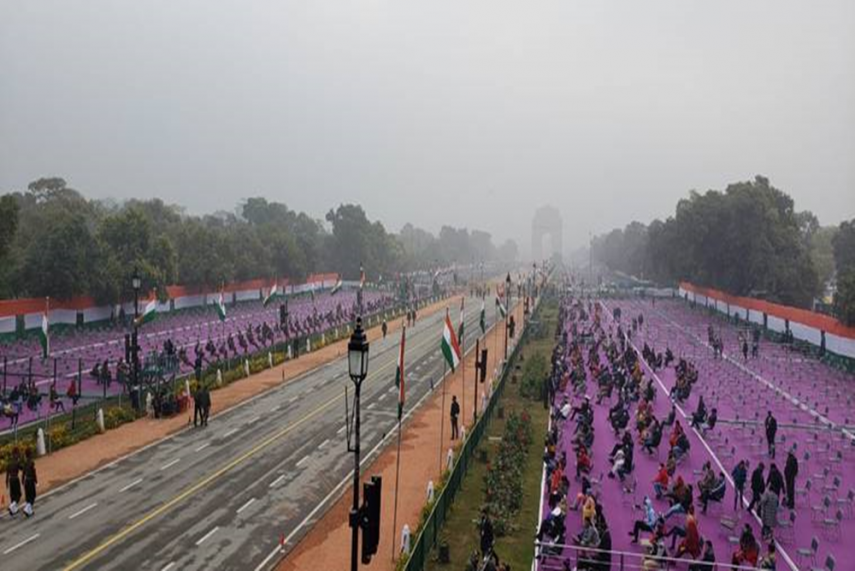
[{"left": 536, "top": 295, "right": 788, "bottom": 571}]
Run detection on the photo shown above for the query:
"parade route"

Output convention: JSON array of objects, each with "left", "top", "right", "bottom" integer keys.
[{"left": 0, "top": 295, "right": 500, "bottom": 571}]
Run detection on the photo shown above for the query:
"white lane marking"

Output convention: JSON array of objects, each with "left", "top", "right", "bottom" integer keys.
[
  {"left": 250, "top": 355, "right": 446, "bottom": 571},
  {"left": 378, "top": 392, "right": 388, "bottom": 401},
  {"left": 270, "top": 405, "right": 280, "bottom": 412},
  {"left": 119, "top": 478, "right": 144, "bottom": 492},
  {"left": 288, "top": 396, "right": 299, "bottom": 404},
  {"left": 337, "top": 425, "right": 347, "bottom": 434},
  {"left": 195, "top": 526, "right": 219, "bottom": 546},
  {"left": 296, "top": 454, "right": 310, "bottom": 468},
  {"left": 247, "top": 415, "right": 260, "bottom": 424},
  {"left": 366, "top": 402, "right": 376, "bottom": 410},
  {"left": 68, "top": 502, "right": 98, "bottom": 520},
  {"left": 222, "top": 428, "right": 239, "bottom": 438},
  {"left": 160, "top": 458, "right": 181, "bottom": 471},
  {"left": 237, "top": 497, "right": 257, "bottom": 514},
  {"left": 388, "top": 387, "right": 396, "bottom": 394},
  {"left": 319, "top": 439, "right": 330, "bottom": 449},
  {"left": 269, "top": 474, "right": 286, "bottom": 488},
  {"left": 194, "top": 443, "right": 210, "bottom": 452},
  {"left": 161, "top": 563, "right": 176, "bottom": 571},
  {"left": 3, "top": 533, "right": 40, "bottom": 555}
]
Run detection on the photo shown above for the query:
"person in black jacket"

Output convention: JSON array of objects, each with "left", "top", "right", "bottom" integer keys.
[
  {"left": 747, "top": 463, "right": 766, "bottom": 514},
  {"left": 784, "top": 450, "right": 799, "bottom": 509},
  {"left": 450, "top": 396, "right": 460, "bottom": 440},
  {"left": 766, "top": 463, "right": 784, "bottom": 500},
  {"left": 765, "top": 411, "right": 777, "bottom": 458},
  {"left": 22, "top": 448, "right": 37, "bottom": 517}
]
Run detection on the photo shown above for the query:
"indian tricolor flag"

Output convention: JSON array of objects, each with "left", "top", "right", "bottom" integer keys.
[
  {"left": 330, "top": 277, "right": 343, "bottom": 296},
  {"left": 263, "top": 283, "right": 280, "bottom": 307},
  {"left": 135, "top": 298, "right": 157, "bottom": 327},
  {"left": 215, "top": 292, "right": 227, "bottom": 322},
  {"left": 359, "top": 265, "right": 366, "bottom": 289},
  {"left": 39, "top": 310, "right": 50, "bottom": 359},
  {"left": 395, "top": 326, "right": 406, "bottom": 420},
  {"left": 495, "top": 284, "right": 507, "bottom": 318},
  {"left": 441, "top": 311, "right": 461, "bottom": 372}
]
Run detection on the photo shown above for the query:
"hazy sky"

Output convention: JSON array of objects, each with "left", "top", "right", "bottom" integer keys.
[{"left": 2, "top": 1, "right": 854, "bottom": 257}]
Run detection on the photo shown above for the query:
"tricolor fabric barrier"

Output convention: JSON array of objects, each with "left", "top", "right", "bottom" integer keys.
[
  {"left": 0, "top": 273, "right": 340, "bottom": 336},
  {"left": 679, "top": 282, "right": 855, "bottom": 360}
]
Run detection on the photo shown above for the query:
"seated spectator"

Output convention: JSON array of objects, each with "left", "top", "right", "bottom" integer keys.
[
  {"left": 700, "top": 472, "right": 726, "bottom": 514},
  {"left": 629, "top": 496, "right": 658, "bottom": 543},
  {"left": 652, "top": 463, "right": 670, "bottom": 499},
  {"left": 689, "top": 540, "right": 716, "bottom": 571},
  {"left": 731, "top": 524, "right": 760, "bottom": 567}
]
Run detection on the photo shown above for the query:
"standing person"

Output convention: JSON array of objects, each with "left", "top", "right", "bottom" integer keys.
[
  {"left": 381, "top": 320, "right": 388, "bottom": 339},
  {"left": 747, "top": 462, "right": 766, "bottom": 514},
  {"left": 193, "top": 384, "right": 202, "bottom": 427},
  {"left": 731, "top": 460, "right": 748, "bottom": 510},
  {"left": 5, "top": 446, "right": 22, "bottom": 516},
  {"left": 22, "top": 448, "right": 37, "bottom": 517},
  {"left": 450, "top": 396, "right": 460, "bottom": 440},
  {"left": 765, "top": 411, "right": 777, "bottom": 458},
  {"left": 201, "top": 386, "right": 211, "bottom": 427},
  {"left": 766, "top": 463, "right": 784, "bottom": 500},
  {"left": 759, "top": 488, "right": 778, "bottom": 541},
  {"left": 784, "top": 449, "right": 799, "bottom": 509}
]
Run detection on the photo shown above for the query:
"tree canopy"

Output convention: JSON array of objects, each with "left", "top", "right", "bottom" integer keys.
[
  {"left": 593, "top": 176, "right": 830, "bottom": 309},
  {"left": 0, "top": 178, "right": 518, "bottom": 303}
]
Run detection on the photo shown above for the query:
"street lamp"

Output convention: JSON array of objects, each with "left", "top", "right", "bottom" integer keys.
[
  {"left": 348, "top": 317, "right": 370, "bottom": 571},
  {"left": 131, "top": 270, "right": 142, "bottom": 411}
]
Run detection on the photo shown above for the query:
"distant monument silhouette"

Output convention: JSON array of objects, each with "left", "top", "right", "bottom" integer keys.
[{"left": 531, "top": 205, "right": 562, "bottom": 261}]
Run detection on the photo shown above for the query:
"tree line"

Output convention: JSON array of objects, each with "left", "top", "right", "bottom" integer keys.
[
  {"left": 0, "top": 177, "right": 518, "bottom": 304},
  {"left": 591, "top": 175, "right": 855, "bottom": 324}
]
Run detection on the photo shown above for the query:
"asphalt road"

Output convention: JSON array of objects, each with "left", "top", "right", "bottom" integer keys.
[{"left": 0, "top": 295, "right": 507, "bottom": 571}]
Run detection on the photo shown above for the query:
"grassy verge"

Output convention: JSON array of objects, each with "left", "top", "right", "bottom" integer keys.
[{"left": 424, "top": 299, "right": 557, "bottom": 571}]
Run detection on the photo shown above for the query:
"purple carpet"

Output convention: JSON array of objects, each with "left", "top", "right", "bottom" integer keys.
[
  {"left": 1, "top": 290, "right": 394, "bottom": 433},
  {"left": 536, "top": 297, "right": 849, "bottom": 571}
]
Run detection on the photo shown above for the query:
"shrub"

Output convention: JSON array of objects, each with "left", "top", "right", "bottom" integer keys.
[
  {"left": 481, "top": 410, "right": 532, "bottom": 534},
  {"left": 519, "top": 352, "right": 547, "bottom": 400}
]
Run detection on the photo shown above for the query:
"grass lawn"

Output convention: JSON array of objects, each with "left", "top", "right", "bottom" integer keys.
[{"left": 424, "top": 301, "right": 556, "bottom": 571}]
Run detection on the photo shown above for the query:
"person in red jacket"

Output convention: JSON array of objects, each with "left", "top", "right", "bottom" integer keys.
[{"left": 652, "top": 463, "right": 670, "bottom": 499}]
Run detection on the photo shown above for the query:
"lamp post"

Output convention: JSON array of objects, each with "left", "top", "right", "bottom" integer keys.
[
  {"left": 131, "top": 270, "right": 142, "bottom": 411},
  {"left": 348, "top": 317, "right": 370, "bottom": 571}
]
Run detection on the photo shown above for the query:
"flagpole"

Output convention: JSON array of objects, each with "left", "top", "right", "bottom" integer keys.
[
  {"left": 391, "top": 324, "right": 405, "bottom": 562},
  {"left": 460, "top": 298, "right": 465, "bottom": 429},
  {"left": 439, "top": 357, "right": 446, "bottom": 473},
  {"left": 391, "top": 409, "right": 402, "bottom": 561}
]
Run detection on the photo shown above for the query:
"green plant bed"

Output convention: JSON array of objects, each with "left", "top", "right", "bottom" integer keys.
[{"left": 422, "top": 298, "right": 556, "bottom": 571}]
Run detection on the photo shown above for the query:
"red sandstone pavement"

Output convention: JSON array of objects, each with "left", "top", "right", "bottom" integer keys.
[{"left": 278, "top": 302, "right": 525, "bottom": 571}]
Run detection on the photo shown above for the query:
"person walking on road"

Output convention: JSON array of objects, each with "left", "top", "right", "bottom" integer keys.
[
  {"left": 450, "top": 395, "right": 460, "bottom": 440},
  {"left": 381, "top": 320, "right": 388, "bottom": 339},
  {"left": 193, "top": 384, "right": 202, "bottom": 427},
  {"left": 5, "top": 446, "right": 22, "bottom": 516},
  {"left": 22, "top": 448, "right": 37, "bottom": 517},
  {"left": 201, "top": 386, "right": 211, "bottom": 427}
]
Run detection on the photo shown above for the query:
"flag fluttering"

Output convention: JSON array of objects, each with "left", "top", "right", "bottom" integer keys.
[
  {"left": 135, "top": 298, "right": 158, "bottom": 327},
  {"left": 263, "top": 283, "right": 280, "bottom": 307},
  {"left": 441, "top": 311, "right": 461, "bottom": 372},
  {"left": 215, "top": 291, "right": 227, "bottom": 322}
]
